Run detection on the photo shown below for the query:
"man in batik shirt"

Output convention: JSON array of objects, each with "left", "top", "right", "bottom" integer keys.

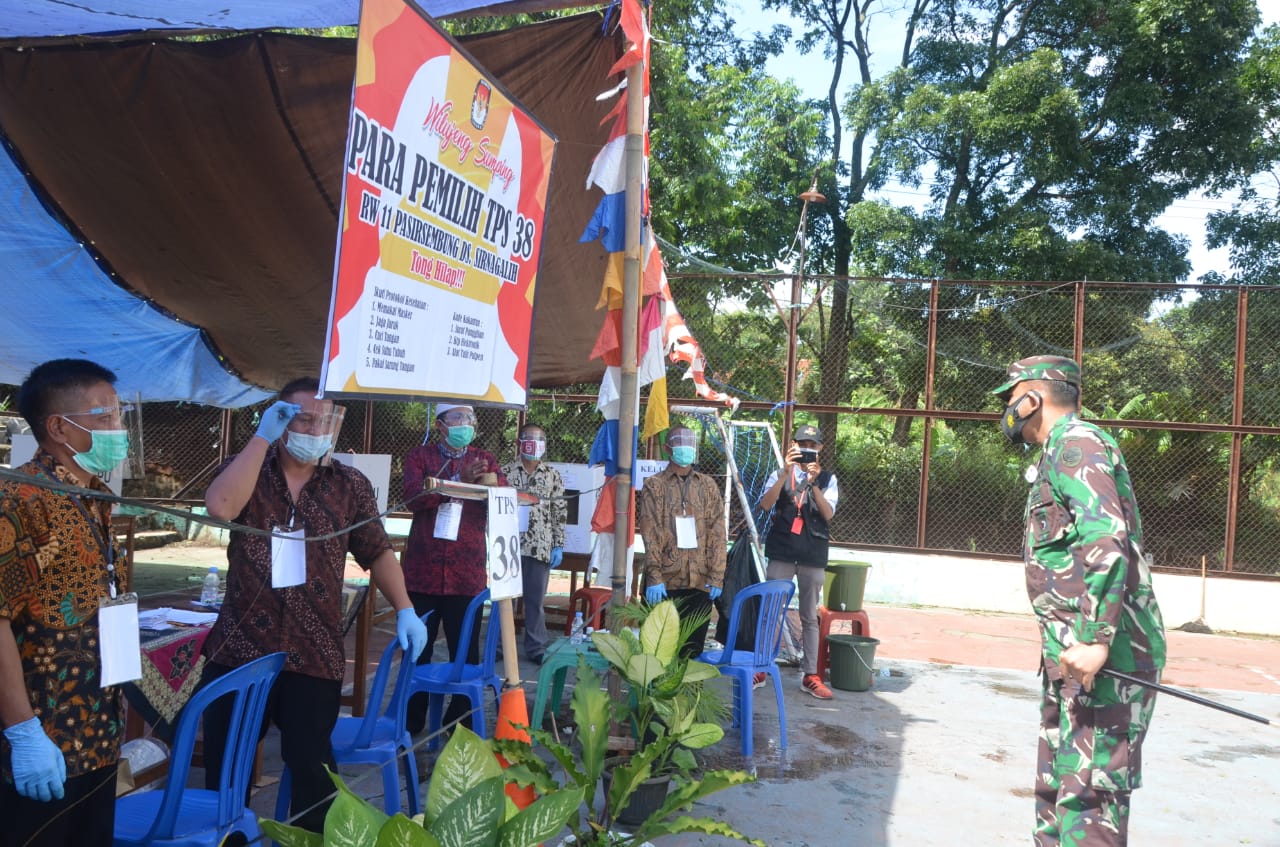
[
  {"left": 637, "top": 425, "right": 725, "bottom": 659},
  {"left": 994, "top": 355, "right": 1166, "bottom": 847},
  {"left": 502, "top": 422, "right": 566, "bottom": 665},
  {"left": 0, "top": 359, "right": 132, "bottom": 847}
]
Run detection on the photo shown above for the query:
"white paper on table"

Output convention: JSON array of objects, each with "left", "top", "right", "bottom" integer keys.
[
  {"left": 271, "top": 527, "right": 307, "bottom": 588},
  {"left": 99, "top": 595, "right": 142, "bottom": 686},
  {"left": 166, "top": 609, "right": 220, "bottom": 625},
  {"left": 138, "top": 608, "right": 175, "bottom": 630}
]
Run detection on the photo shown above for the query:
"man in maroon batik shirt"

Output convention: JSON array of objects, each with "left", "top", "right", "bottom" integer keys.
[{"left": 400, "top": 403, "right": 505, "bottom": 734}]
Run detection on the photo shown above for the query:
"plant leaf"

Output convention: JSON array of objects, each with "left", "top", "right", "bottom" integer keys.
[
  {"left": 426, "top": 726, "right": 505, "bottom": 823},
  {"left": 639, "top": 815, "right": 767, "bottom": 847},
  {"left": 496, "top": 787, "right": 585, "bottom": 847},
  {"left": 680, "top": 660, "right": 720, "bottom": 683},
  {"left": 677, "top": 722, "right": 724, "bottom": 749},
  {"left": 624, "top": 653, "right": 665, "bottom": 688},
  {"left": 324, "top": 768, "right": 390, "bottom": 847},
  {"left": 375, "top": 814, "right": 437, "bottom": 847},
  {"left": 571, "top": 662, "right": 611, "bottom": 805},
  {"left": 590, "top": 631, "right": 630, "bottom": 671},
  {"left": 258, "top": 819, "right": 323, "bottom": 847},
  {"left": 427, "top": 777, "right": 504, "bottom": 847},
  {"left": 639, "top": 601, "right": 680, "bottom": 664}
]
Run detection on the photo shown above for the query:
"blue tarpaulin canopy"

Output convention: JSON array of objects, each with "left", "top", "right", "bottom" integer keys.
[{"left": 0, "top": 1, "right": 610, "bottom": 406}]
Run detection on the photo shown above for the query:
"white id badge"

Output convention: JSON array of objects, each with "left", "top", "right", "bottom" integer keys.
[
  {"left": 675, "top": 515, "right": 699, "bottom": 549},
  {"left": 98, "top": 593, "right": 142, "bottom": 687},
  {"left": 271, "top": 527, "right": 307, "bottom": 588},
  {"left": 434, "top": 501, "right": 462, "bottom": 541},
  {"left": 518, "top": 504, "right": 531, "bottom": 533}
]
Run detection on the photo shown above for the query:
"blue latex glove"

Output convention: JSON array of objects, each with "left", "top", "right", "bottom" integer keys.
[
  {"left": 549, "top": 546, "right": 564, "bottom": 568},
  {"left": 4, "top": 717, "right": 66, "bottom": 802},
  {"left": 708, "top": 586, "right": 722, "bottom": 601},
  {"left": 255, "top": 400, "right": 301, "bottom": 443},
  {"left": 645, "top": 583, "right": 667, "bottom": 605},
  {"left": 396, "top": 608, "right": 428, "bottom": 662}
]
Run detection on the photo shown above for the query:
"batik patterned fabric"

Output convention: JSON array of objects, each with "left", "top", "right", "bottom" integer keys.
[
  {"left": 202, "top": 445, "right": 389, "bottom": 680},
  {"left": 501, "top": 461, "right": 566, "bottom": 562},
  {"left": 400, "top": 443, "right": 506, "bottom": 596},
  {"left": 1022, "top": 414, "right": 1166, "bottom": 681},
  {"left": 636, "top": 464, "right": 725, "bottom": 591},
  {"left": 0, "top": 452, "right": 128, "bottom": 778}
]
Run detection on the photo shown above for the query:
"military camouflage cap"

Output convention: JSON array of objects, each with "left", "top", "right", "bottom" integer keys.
[{"left": 991, "top": 355, "right": 1081, "bottom": 398}]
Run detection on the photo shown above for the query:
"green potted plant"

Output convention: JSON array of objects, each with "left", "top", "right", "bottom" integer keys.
[
  {"left": 260, "top": 725, "right": 583, "bottom": 847},
  {"left": 496, "top": 599, "right": 762, "bottom": 847}
]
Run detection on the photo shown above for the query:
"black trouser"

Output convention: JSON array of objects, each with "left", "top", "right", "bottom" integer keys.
[
  {"left": 199, "top": 662, "right": 340, "bottom": 833},
  {"left": 0, "top": 763, "right": 117, "bottom": 847},
  {"left": 666, "top": 587, "right": 714, "bottom": 660},
  {"left": 406, "top": 592, "right": 483, "bottom": 734}
]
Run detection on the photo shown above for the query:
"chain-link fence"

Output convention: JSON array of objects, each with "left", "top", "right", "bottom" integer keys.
[{"left": 7, "top": 277, "right": 1278, "bottom": 578}]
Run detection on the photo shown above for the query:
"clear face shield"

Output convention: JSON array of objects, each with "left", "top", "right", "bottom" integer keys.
[
  {"left": 284, "top": 404, "right": 346, "bottom": 465},
  {"left": 58, "top": 398, "right": 143, "bottom": 481},
  {"left": 667, "top": 429, "right": 697, "bottom": 466}
]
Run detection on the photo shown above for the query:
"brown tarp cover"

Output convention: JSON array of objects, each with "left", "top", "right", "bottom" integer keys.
[{"left": 0, "top": 13, "right": 614, "bottom": 389}]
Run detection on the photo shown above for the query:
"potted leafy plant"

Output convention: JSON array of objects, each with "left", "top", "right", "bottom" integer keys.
[
  {"left": 260, "top": 725, "right": 583, "bottom": 847},
  {"left": 496, "top": 599, "right": 762, "bottom": 847}
]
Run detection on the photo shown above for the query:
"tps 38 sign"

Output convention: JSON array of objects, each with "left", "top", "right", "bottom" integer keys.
[{"left": 320, "top": 0, "right": 557, "bottom": 407}]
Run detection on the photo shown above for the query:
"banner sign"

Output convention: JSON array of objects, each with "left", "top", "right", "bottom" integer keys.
[
  {"left": 320, "top": 0, "right": 557, "bottom": 407},
  {"left": 486, "top": 486, "right": 523, "bottom": 600}
]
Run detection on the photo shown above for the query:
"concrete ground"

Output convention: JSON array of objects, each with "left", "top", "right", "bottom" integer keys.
[{"left": 128, "top": 542, "right": 1280, "bottom": 846}]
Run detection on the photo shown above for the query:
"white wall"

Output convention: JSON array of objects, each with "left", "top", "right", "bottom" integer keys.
[{"left": 831, "top": 547, "right": 1280, "bottom": 637}]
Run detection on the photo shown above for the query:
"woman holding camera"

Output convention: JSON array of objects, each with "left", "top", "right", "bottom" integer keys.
[{"left": 757, "top": 424, "right": 840, "bottom": 699}]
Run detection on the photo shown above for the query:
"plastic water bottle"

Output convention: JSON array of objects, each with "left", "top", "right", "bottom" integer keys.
[
  {"left": 200, "top": 567, "right": 220, "bottom": 606},
  {"left": 569, "top": 612, "right": 585, "bottom": 645}
]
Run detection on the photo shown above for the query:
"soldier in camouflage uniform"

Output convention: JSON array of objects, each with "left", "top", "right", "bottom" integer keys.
[{"left": 993, "top": 355, "right": 1167, "bottom": 847}]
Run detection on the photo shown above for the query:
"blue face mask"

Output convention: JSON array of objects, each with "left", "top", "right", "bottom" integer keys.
[
  {"left": 671, "top": 445, "right": 696, "bottom": 467},
  {"left": 63, "top": 418, "right": 130, "bottom": 476},
  {"left": 446, "top": 425, "right": 475, "bottom": 449},
  {"left": 285, "top": 431, "right": 332, "bottom": 463}
]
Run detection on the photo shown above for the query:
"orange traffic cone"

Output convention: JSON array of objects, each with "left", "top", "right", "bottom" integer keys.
[{"left": 495, "top": 688, "right": 536, "bottom": 809}]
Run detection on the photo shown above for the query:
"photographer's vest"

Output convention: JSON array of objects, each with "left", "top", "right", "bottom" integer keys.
[{"left": 764, "top": 469, "right": 832, "bottom": 567}]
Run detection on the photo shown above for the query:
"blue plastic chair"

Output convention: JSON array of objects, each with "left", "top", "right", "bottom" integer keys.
[
  {"left": 274, "top": 613, "right": 428, "bottom": 820},
  {"left": 406, "top": 589, "right": 502, "bottom": 750},
  {"left": 114, "top": 652, "right": 286, "bottom": 847},
  {"left": 698, "top": 579, "right": 796, "bottom": 757}
]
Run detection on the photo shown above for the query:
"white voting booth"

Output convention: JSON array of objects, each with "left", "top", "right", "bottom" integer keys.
[{"left": 329, "top": 453, "right": 393, "bottom": 515}]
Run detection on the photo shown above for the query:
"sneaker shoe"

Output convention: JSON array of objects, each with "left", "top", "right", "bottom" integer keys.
[
  {"left": 752, "top": 672, "right": 768, "bottom": 690},
  {"left": 802, "top": 673, "right": 834, "bottom": 700}
]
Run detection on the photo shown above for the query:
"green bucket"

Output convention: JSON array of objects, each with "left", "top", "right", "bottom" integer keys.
[
  {"left": 827, "top": 634, "right": 879, "bottom": 691},
  {"left": 823, "top": 561, "right": 871, "bottom": 611}
]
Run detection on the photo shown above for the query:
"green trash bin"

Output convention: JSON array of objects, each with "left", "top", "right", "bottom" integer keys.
[
  {"left": 827, "top": 634, "right": 880, "bottom": 691},
  {"left": 824, "top": 561, "right": 871, "bottom": 611}
]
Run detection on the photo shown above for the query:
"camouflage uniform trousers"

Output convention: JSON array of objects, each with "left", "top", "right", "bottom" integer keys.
[{"left": 1034, "top": 670, "right": 1158, "bottom": 846}]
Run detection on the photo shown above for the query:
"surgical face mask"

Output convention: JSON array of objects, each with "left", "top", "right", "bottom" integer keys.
[
  {"left": 519, "top": 437, "right": 546, "bottom": 460},
  {"left": 1000, "top": 391, "right": 1041, "bottom": 446},
  {"left": 446, "top": 425, "right": 475, "bottom": 449},
  {"left": 671, "top": 445, "right": 696, "bottom": 467},
  {"left": 285, "top": 431, "right": 332, "bottom": 463},
  {"left": 62, "top": 418, "right": 130, "bottom": 476}
]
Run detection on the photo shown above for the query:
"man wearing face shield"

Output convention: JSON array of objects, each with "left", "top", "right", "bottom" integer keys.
[
  {"left": 636, "top": 426, "right": 725, "bottom": 659},
  {"left": 501, "top": 423, "right": 566, "bottom": 666},
  {"left": 400, "top": 403, "right": 506, "bottom": 734},
  {"left": 993, "top": 355, "right": 1165, "bottom": 847},
  {"left": 200, "top": 377, "right": 426, "bottom": 833},
  {"left": 0, "top": 359, "right": 133, "bottom": 846}
]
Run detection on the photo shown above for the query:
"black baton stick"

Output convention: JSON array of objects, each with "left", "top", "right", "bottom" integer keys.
[{"left": 1099, "top": 668, "right": 1272, "bottom": 726}]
